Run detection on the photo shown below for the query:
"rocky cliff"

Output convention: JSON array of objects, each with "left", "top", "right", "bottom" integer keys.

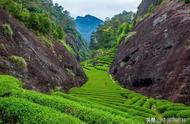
[
  {"left": 111, "top": 0, "right": 190, "bottom": 105},
  {"left": 0, "top": 9, "right": 87, "bottom": 92},
  {"left": 136, "top": 0, "right": 158, "bottom": 17}
]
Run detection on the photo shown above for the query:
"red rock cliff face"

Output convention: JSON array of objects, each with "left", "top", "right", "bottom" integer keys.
[
  {"left": 136, "top": 0, "right": 158, "bottom": 17},
  {"left": 111, "top": 0, "right": 190, "bottom": 105},
  {"left": 0, "top": 9, "right": 87, "bottom": 92}
]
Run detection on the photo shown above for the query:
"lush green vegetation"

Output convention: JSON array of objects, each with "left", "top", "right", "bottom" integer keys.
[
  {"left": 0, "top": 0, "right": 63, "bottom": 39},
  {"left": 0, "top": 0, "right": 190, "bottom": 123},
  {"left": 90, "top": 11, "right": 134, "bottom": 50},
  {"left": 0, "top": 64, "right": 190, "bottom": 123},
  {"left": 88, "top": 11, "right": 135, "bottom": 69},
  {"left": 81, "top": 48, "right": 116, "bottom": 71}
]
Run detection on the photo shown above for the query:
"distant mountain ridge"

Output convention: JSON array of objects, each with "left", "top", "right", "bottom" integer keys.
[{"left": 75, "top": 15, "right": 103, "bottom": 45}]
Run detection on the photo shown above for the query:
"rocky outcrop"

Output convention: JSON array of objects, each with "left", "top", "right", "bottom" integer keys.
[
  {"left": 111, "top": 0, "right": 190, "bottom": 105},
  {"left": 136, "top": 0, "right": 158, "bottom": 17},
  {"left": 0, "top": 9, "right": 87, "bottom": 92}
]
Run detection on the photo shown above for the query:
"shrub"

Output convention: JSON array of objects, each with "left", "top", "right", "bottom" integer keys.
[
  {"left": 0, "top": 97, "right": 83, "bottom": 124},
  {"left": 0, "top": 43, "right": 6, "bottom": 51},
  {"left": 53, "top": 26, "right": 64, "bottom": 39},
  {"left": 143, "top": 99, "right": 154, "bottom": 109},
  {"left": 2, "top": 24, "right": 13, "bottom": 37},
  {"left": 185, "top": 0, "right": 190, "bottom": 4},
  {"left": 9, "top": 55, "right": 27, "bottom": 69},
  {"left": 14, "top": 91, "right": 134, "bottom": 124},
  {"left": 117, "top": 23, "right": 132, "bottom": 44},
  {"left": 156, "top": 0, "right": 163, "bottom": 5},
  {"left": 163, "top": 111, "right": 178, "bottom": 118},
  {"left": 148, "top": 4, "right": 155, "bottom": 13},
  {"left": 177, "top": 110, "right": 190, "bottom": 118},
  {"left": 0, "top": 75, "right": 22, "bottom": 97}
]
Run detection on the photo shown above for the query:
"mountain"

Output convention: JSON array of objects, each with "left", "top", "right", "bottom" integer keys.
[
  {"left": 0, "top": 0, "right": 87, "bottom": 92},
  {"left": 75, "top": 15, "right": 103, "bottom": 45},
  {"left": 111, "top": 0, "right": 190, "bottom": 105}
]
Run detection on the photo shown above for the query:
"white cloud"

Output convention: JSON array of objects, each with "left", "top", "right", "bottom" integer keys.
[{"left": 52, "top": 0, "right": 142, "bottom": 20}]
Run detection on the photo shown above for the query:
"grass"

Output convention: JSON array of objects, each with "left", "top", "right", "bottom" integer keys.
[{"left": 0, "top": 60, "right": 190, "bottom": 123}]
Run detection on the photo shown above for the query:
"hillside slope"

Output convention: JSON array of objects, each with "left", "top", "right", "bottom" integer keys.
[
  {"left": 1, "top": 66, "right": 190, "bottom": 123},
  {"left": 111, "top": 0, "right": 190, "bottom": 105},
  {"left": 17, "top": 0, "right": 89, "bottom": 61},
  {"left": 0, "top": 9, "right": 86, "bottom": 92}
]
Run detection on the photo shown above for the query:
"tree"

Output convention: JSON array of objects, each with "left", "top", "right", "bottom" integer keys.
[
  {"left": 38, "top": 13, "right": 52, "bottom": 34},
  {"left": 29, "top": 12, "right": 40, "bottom": 31},
  {"left": 53, "top": 26, "right": 64, "bottom": 39}
]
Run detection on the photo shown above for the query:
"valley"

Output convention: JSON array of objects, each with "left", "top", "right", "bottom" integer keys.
[
  {"left": 0, "top": 0, "right": 190, "bottom": 123},
  {"left": 1, "top": 63, "right": 190, "bottom": 123}
]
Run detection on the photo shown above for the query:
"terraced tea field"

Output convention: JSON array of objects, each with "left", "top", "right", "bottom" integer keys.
[{"left": 0, "top": 53, "right": 190, "bottom": 123}]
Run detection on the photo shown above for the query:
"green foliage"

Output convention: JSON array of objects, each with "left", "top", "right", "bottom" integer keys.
[
  {"left": 0, "top": 0, "right": 62, "bottom": 40},
  {"left": 59, "top": 40, "right": 75, "bottom": 55},
  {"left": 117, "top": 22, "right": 132, "bottom": 44},
  {"left": 156, "top": 0, "right": 163, "bottom": 5},
  {"left": 2, "top": 24, "right": 13, "bottom": 37},
  {"left": 89, "top": 11, "right": 134, "bottom": 69},
  {"left": 185, "top": 0, "right": 190, "bottom": 4},
  {"left": 53, "top": 26, "right": 64, "bottom": 39},
  {"left": 81, "top": 48, "right": 116, "bottom": 69},
  {"left": 9, "top": 55, "right": 27, "bottom": 69},
  {"left": 148, "top": 4, "right": 155, "bottom": 13},
  {"left": 0, "top": 43, "right": 6, "bottom": 51},
  {"left": 177, "top": 110, "right": 190, "bottom": 118},
  {"left": 0, "top": 97, "right": 84, "bottom": 124},
  {"left": 0, "top": 75, "right": 22, "bottom": 97},
  {"left": 90, "top": 11, "right": 134, "bottom": 50}
]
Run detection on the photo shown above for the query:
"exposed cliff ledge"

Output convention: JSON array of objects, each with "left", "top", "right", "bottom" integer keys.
[
  {"left": 0, "top": 9, "right": 87, "bottom": 92},
  {"left": 111, "top": 0, "right": 190, "bottom": 105}
]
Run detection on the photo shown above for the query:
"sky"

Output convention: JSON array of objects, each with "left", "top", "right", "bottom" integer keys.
[{"left": 52, "top": 0, "right": 142, "bottom": 20}]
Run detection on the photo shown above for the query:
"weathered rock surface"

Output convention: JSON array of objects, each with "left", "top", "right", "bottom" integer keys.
[
  {"left": 136, "top": 0, "right": 158, "bottom": 17},
  {"left": 0, "top": 9, "right": 87, "bottom": 92},
  {"left": 111, "top": 0, "right": 190, "bottom": 105}
]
